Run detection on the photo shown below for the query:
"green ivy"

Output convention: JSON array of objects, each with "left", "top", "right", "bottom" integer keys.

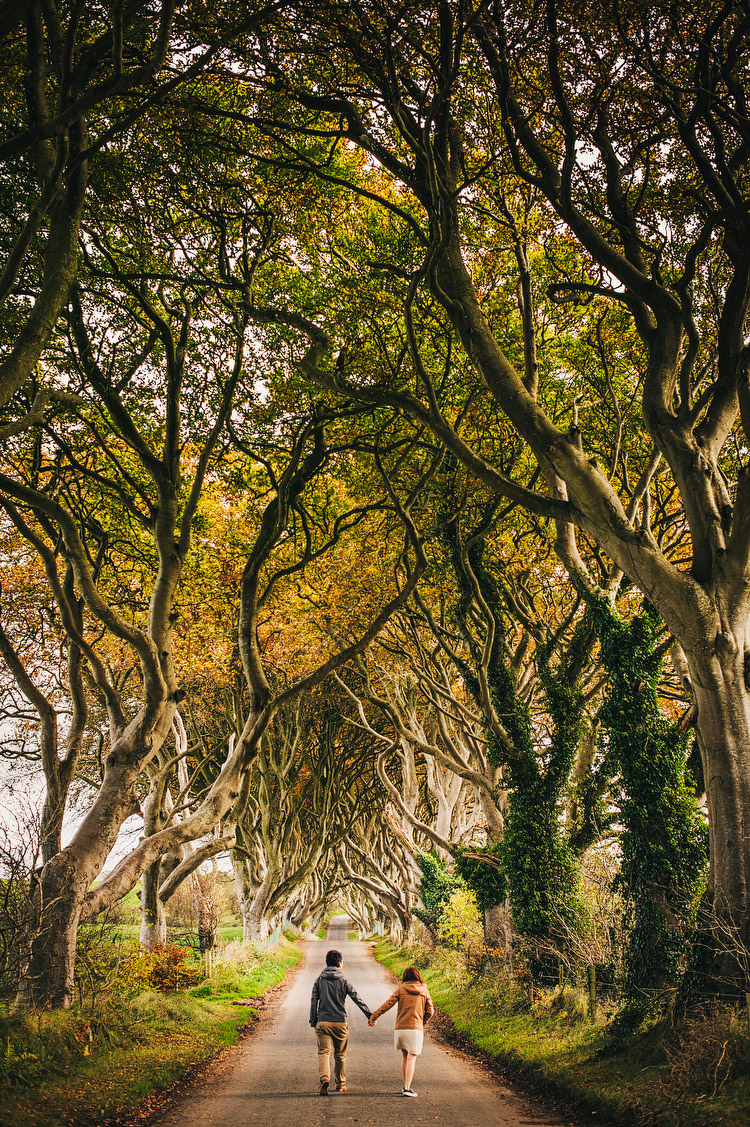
[
  {"left": 440, "top": 504, "right": 589, "bottom": 954},
  {"left": 593, "top": 600, "right": 708, "bottom": 1000},
  {"left": 453, "top": 841, "right": 506, "bottom": 913},
  {"left": 484, "top": 628, "right": 588, "bottom": 949},
  {"left": 413, "top": 850, "right": 464, "bottom": 935}
]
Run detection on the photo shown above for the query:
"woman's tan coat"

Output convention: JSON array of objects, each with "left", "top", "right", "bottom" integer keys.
[{"left": 370, "top": 981, "right": 434, "bottom": 1029}]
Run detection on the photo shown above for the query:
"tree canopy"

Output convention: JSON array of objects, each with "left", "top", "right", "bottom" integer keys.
[{"left": 2, "top": 0, "right": 749, "bottom": 1009}]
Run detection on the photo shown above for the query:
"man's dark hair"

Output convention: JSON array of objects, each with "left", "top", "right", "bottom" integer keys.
[{"left": 326, "top": 949, "right": 343, "bottom": 967}]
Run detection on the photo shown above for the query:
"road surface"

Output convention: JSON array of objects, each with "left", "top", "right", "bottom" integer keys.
[{"left": 147, "top": 916, "right": 581, "bottom": 1127}]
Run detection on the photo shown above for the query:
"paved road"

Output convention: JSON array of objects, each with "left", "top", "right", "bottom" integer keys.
[{"left": 148, "top": 916, "right": 577, "bottom": 1127}]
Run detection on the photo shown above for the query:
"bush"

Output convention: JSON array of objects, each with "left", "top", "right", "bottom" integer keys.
[
  {"left": 133, "top": 944, "right": 202, "bottom": 992},
  {"left": 208, "top": 962, "right": 247, "bottom": 995},
  {"left": 0, "top": 806, "right": 38, "bottom": 999},
  {"left": 221, "top": 940, "right": 253, "bottom": 968},
  {"left": 427, "top": 943, "right": 472, "bottom": 991},
  {"left": 3, "top": 1033, "right": 41, "bottom": 1086},
  {"left": 0, "top": 1003, "right": 134, "bottom": 1085},
  {"left": 402, "top": 921, "right": 435, "bottom": 967},
  {"left": 437, "top": 887, "right": 484, "bottom": 964},
  {"left": 531, "top": 984, "right": 590, "bottom": 1025},
  {"left": 74, "top": 910, "right": 133, "bottom": 1007}
]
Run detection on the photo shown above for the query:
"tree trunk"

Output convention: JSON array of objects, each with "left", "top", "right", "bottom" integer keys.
[
  {"left": 478, "top": 788, "right": 504, "bottom": 840},
  {"left": 190, "top": 873, "right": 219, "bottom": 953},
  {"left": 13, "top": 724, "right": 170, "bottom": 1010},
  {"left": 139, "top": 860, "right": 167, "bottom": 948},
  {"left": 689, "top": 647, "right": 750, "bottom": 986},
  {"left": 242, "top": 896, "right": 271, "bottom": 944},
  {"left": 232, "top": 848, "right": 260, "bottom": 943},
  {"left": 484, "top": 903, "right": 512, "bottom": 952},
  {"left": 197, "top": 903, "right": 217, "bottom": 953},
  {"left": 13, "top": 854, "right": 86, "bottom": 1010},
  {"left": 289, "top": 902, "right": 306, "bottom": 928},
  {"left": 242, "top": 868, "right": 277, "bottom": 943}
]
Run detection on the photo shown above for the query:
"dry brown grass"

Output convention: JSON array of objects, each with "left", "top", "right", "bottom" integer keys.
[{"left": 664, "top": 1004, "right": 749, "bottom": 1102}]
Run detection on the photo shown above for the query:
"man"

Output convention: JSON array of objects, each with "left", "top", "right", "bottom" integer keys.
[{"left": 309, "top": 948, "right": 372, "bottom": 1094}]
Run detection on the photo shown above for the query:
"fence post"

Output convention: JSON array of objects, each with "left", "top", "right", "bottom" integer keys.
[
  {"left": 558, "top": 963, "right": 564, "bottom": 990},
  {"left": 587, "top": 965, "right": 597, "bottom": 1019},
  {"left": 745, "top": 991, "right": 750, "bottom": 1037}
]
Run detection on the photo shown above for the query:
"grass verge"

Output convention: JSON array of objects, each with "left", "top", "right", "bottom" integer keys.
[
  {"left": 0, "top": 936, "right": 301, "bottom": 1127},
  {"left": 374, "top": 939, "right": 750, "bottom": 1127}
]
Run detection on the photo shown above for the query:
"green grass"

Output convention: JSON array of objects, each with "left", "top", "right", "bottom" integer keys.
[
  {"left": 217, "top": 925, "right": 244, "bottom": 944},
  {"left": 0, "top": 937, "right": 301, "bottom": 1127},
  {"left": 110, "top": 924, "right": 245, "bottom": 947},
  {"left": 375, "top": 940, "right": 750, "bottom": 1127},
  {"left": 316, "top": 912, "right": 341, "bottom": 940}
]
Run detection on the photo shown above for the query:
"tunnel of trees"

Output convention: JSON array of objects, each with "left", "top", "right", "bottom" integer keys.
[{"left": 0, "top": 0, "right": 748, "bottom": 1014}]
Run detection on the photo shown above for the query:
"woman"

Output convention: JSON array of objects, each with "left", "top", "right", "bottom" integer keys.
[{"left": 368, "top": 966, "right": 434, "bottom": 1097}]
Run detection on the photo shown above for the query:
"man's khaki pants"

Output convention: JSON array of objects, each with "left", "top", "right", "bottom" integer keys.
[{"left": 315, "top": 1021, "right": 349, "bottom": 1086}]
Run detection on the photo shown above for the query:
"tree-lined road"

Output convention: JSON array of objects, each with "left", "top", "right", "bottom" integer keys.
[{"left": 147, "top": 918, "right": 578, "bottom": 1127}]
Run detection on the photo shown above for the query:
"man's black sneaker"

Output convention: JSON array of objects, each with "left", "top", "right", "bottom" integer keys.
[{"left": 319, "top": 1081, "right": 329, "bottom": 1096}]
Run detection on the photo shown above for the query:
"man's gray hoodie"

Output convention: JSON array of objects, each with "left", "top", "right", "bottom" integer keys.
[{"left": 310, "top": 965, "right": 372, "bottom": 1026}]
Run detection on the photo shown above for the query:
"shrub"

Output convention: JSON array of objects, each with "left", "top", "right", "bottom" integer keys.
[
  {"left": 221, "top": 940, "right": 252, "bottom": 968},
  {"left": 133, "top": 944, "right": 201, "bottom": 992},
  {"left": 531, "top": 984, "right": 590, "bottom": 1025},
  {"left": 402, "top": 922, "right": 435, "bottom": 967},
  {"left": 3, "top": 1034, "right": 40, "bottom": 1086},
  {"left": 481, "top": 953, "right": 536, "bottom": 1014},
  {"left": 428, "top": 944, "right": 472, "bottom": 991},
  {"left": 208, "top": 963, "right": 247, "bottom": 995},
  {"left": 0, "top": 1004, "right": 131, "bottom": 1084},
  {"left": 74, "top": 911, "right": 132, "bottom": 1007},
  {"left": 437, "top": 887, "right": 484, "bottom": 962}
]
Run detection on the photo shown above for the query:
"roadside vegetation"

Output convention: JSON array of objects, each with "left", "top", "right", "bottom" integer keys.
[
  {"left": 0, "top": 934, "right": 301, "bottom": 1127},
  {"left": 375, "top": 889, "right": 750, "bottom": 1127}
]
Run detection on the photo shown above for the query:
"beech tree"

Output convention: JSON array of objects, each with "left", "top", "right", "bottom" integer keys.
[
  {"left": 3, "top": 381, "right": 426, "bottom": 1007},
  {"left": 245, "top": 0, "right": 750, "bottom": 987},
  {"left": 0, "top": 36, "right": 438, "bottom": 1004},
  {"left": 137, "top": 711, "right": 237, "bottom": 949},
  {"left": 1, "top": 249, "right": 252, "bottom": 1006},
  {"left": 231, "top": 694, "right": 364, "bottom": 942},
  {"left": 0, "top": 0, "right": 275, "bottom": 422},
  {"left": 338, "top": 804, "right": 424, "bottom": 941}
]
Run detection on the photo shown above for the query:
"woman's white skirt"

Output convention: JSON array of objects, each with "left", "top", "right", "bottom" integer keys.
[{"left": 394, "top": 1028, "right": 424, "bottom": 1055}]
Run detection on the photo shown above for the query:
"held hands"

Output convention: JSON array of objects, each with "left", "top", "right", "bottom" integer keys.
[{"left": 368, "top": 1016, "right": 377, "bottom": 1026}]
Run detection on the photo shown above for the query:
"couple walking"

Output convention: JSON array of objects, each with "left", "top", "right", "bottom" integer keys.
[{"left": 310, "top": 948, "right": 434, "bottom": 1098}]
